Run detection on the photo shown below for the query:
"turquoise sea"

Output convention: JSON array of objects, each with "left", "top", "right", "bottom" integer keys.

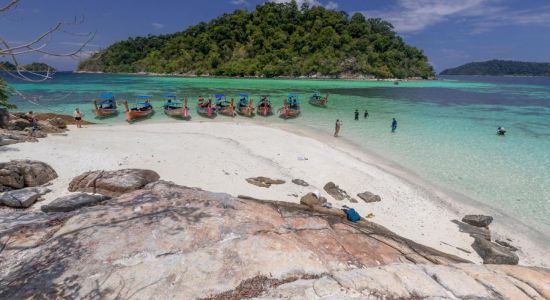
[{"left": 5, "top": 73, "right": 550, "bottom": 235}]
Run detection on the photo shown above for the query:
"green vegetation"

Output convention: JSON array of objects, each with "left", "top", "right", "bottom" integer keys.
[
  {"left": 79, "top": 1, "right": 433, "bottom": 79},
  {"left": 1, "top": 61, "right": 56, "bottom": 72},
  {"left": 0, "top": 61, "right": 16, "bottom": 71},
  {"left": 0, "top": 78, "right": 15, "bottom": 109},
  {"left": 440, "top": 60, "right": 550, "bottom": 76}
]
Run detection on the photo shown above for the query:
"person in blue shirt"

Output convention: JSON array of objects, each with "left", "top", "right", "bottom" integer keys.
[{"left": 391, "top": 118, "right": 397, "bottom": 132}]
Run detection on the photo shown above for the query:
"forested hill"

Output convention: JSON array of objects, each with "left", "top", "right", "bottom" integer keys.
[
  {"left": 78, "top": 2, "right": 434, "bottom": 79},
  {"left": 440, "top": 60, "right": 550, "bottom": 76},
  {"left": 0, "top": 61, "right": 56, "bottom": 72}
]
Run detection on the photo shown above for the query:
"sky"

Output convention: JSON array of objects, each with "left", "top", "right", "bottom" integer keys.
[{"left": 1, "top": 0, "right": 550, "bottom": 72}]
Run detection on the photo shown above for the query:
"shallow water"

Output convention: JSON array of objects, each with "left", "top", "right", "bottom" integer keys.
[{"left": 5, "top": 73, "right": 550, "bottom": 234}]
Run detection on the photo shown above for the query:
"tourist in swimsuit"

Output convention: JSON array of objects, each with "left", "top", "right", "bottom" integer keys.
[
  {"left": 74, "top": 108, "right": 82, "bottom": 128},
  {"left": 391, "top": 118, "right": 397, "bottom": 133},
  {"left": 334, "top": 119, "right": 342, "bottom": 137},
  {"left": 354, "top": 109, "right": 359, "bottom": 120}
]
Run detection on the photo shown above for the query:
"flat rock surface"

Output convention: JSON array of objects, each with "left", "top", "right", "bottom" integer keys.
[
  {"left": 1, "top": 181, "right": 547, "bottom": 299},
  {"left": 68, "top": 169, "right": 160, "bottom": 197},
  {"left": 246, "top": 176, "right": 285, "bottom": 188},
  {"left": 357, "top": 191, "right": 382, "bottom": 203},
  {"left": 291, "top": 179, "right": 309, "bottom": 186},
  {"left": 323, "top": 181, "right": 351, "bottom": 201},
  {"left": 0, "top": 187, "right": 51, "bottom": 208},
  {"left": 41, "top": 193, "right": 111, "bottom": 212},
  {"left": 0, "top": 160, "right": 57, "bottom": 191},
  {"left": 473, "top": 237, "right": 520, "bottom": 265}
]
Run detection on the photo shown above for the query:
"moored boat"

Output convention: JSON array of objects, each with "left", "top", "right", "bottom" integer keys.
[
  {"left": 256, "top": 95, "right": 273, "bottom": 117},
  {"left": 92, "top": 92, "right": 118, "bottom": 117},
  {"left": 123, "top": 95, "right": 154, "bottom": 122},
  {"left": 163, "top": 93, "right": 190, "bottom": 119},
  {"left": 197, "top": 96, "right": 216, "bottom": 118},
  {"left": 278, "top": 93, "right": 301, "bottom": 119},
  {"left": 236, "top": 93, "right": 254, "bottom": 117},
  {"left": 308, "top": 91, "right": 328, "bottom": 107},
  {"left": 214, "top": 94, "right": 235, "bottom": 117}
]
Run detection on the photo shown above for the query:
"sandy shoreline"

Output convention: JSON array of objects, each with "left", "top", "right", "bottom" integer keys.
[{"left": 2, "top": 119, "right": 548, "bottom": 267}]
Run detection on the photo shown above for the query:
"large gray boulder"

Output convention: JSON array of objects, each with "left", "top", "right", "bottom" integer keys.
[
  {"left": 291, "top": 179, "right": 309, "bottom": 187},
  {"left": 0, "top": 160, "right": 57, "bottom": 191},
  {"left": 472, "top": 237, "right": 519, "bottom": 265},
  {"left": 245, "top": 176, "right": 285, "bottom": 188},
  {"left": 0, "top": 186, "right": 51, "bottom": 208},
  {"left": 357, "top": 191, "right": 381, "bottom": 203},
  {"left": 323, "top": 182, "right": 355, "bottom": 202},
  {"left": 300, "top": 192, "right": 327, "bottom": 207},
  {"left": 41, "top": 193, "right": 111, "bottom": 212},
  {"left": 7, "top": 118, "right": 30, "bottom": 131},
  {"left": 68, "top": 169, "right": 160, "bottom": 197},
  {"left": 462, "top": 215, "right": 493, "bottom": 227}
]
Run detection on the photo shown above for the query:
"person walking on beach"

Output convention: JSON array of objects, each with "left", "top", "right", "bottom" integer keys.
[
  {"left": 73, "top": 108, "right": 83, "bottom": 128},
  {"left": 354, "top": 109, "right": 359, "bottom": 120},
  {"left": 391, "top": 118, "right": 397, "bottom": 133},
  {"left": 334, "top": 119, "right": 342, "bottom": 137},
  {"left": 364, "top": 110, "right": 369, "bottom": 119}
]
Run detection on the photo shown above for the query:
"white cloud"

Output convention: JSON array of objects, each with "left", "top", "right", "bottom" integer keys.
[
  {"left": 231, "top": 0, "right": 249, "bottom": 5},
  {"left": 272, "top": 0, "right": 338, "bottom": 10},
  {"left": 151, "top": 22, "right": 164, "bottom": 30},
  {"left": 361, "top": 0, "right": 550, "bottom": 34}
]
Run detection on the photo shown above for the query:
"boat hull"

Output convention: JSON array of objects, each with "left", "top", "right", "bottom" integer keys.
[
  {"left": 164, "top": 107, "right": 190, "bottom": 119},
  {"left": 93, "top": 108, "right": 118, "bottom": 118},
  {"left": 216, "top": 106, "right": 235, "bottom": 117},
  {"left": 197, "top": 107, "right": 216, "bottom": 118},
  {"left": 256, "top": 105, "right": 273, "bottom": 116},
  {"left": 308, "top": 99, "right": 328, "bottom": 107},
  {"left": 236, "top": 106, "right": 255, "bottom": 117},
  {"left": 279, "top": 108, "right": 301, "bottom": 119},
  {"left": 125, "top": 108, "right": 153, "bottom": 122}
]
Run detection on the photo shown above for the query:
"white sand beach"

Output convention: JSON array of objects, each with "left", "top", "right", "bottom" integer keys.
[{"left": 2, "top": 120, "right": 549, "bottom": 267}]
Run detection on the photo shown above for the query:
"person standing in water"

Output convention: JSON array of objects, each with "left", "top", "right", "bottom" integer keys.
[
  {"left": 73, "top": 108, "right": 83, "bottom": 128},
  {"left": 334, "top": 119, "right": 342, "bottom": 137},
  {"left": 391, "top": 118, "right": 397, "bottom": 133},
  {"left": 364, "top": 110, "right": 369, "bottom": 119},
  {"left": 354, "top": 109, "right": 359, "bottom": 120}
]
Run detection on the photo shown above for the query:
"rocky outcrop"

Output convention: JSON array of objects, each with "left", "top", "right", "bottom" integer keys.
[
  {"left": 0, "top": 129, "right": 38, "bottom": 146},
  {"left": 41, "top": 193, "right": 111, "bottom": 212},
  {"left": 0, "top": 108, "right": 8, "bottom": 128},
  {"left": 0, "top": 180, "right": 547, "bottom": 299},
  {"left": 68, "top": 169, "right": 160, "bottom": 197},
  {"left": 47, "top": 118, "right": 67, "bottom": 130},
  {"left": 0, "top": 187, "right": 51, "bottom": 208},
  {"left": 245, "top": 176, "right": 285, "bottom": 188},
  {"left": 462, "top": 214, "right": 493, "bottom": 227},
  {"left": 0, "top": 112, "right": 76, "bottom": 147},
  {"left": 472, "top": 237, "right": 519, "bottom": 265},
  {"left": 291, "top": 179, "right": 309, "bottom": 186},
  {"left": 299, "top": 192, "right": 327, "bottom": 207},
  {"left": 323, "top": 182, "right": 354, "bottom": 201},
  {"left": 357, "top": 191, "right": 381, "bottom": 203},
  {"left": 0, "top": 160, "right": 57, "bottom": 191}
]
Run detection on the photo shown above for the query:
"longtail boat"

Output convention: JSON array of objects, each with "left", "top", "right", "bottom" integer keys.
[
  {"left": 123, "top": 95, "right": 154, "bottom": 122},
  {"left": 308, "top": 91, "right": 329, "bottom": 107},
  {"left": 278, "top": 93, "right": 301, "bottom": 119},
  {"left": 214, "top": 94, "right": 235, "bottom": 117},
  {"left": 92, "top": 92, "right": 118, "bottom": 117},
  {"left": 236, "top": 93, "right": 254, "bottom": 117},
  {"left": 197, "top": 96, "right": 216, "bottom": 118},
  {"left": 163, "top": 93, "right": 190, "bottom": 120},
  {"left": 256, "top": 95, "right": 273, "bottom": 117}
]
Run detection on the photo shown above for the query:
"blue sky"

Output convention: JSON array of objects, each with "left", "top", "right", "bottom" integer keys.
[{"left": 2, "top": 0, "right": 550, "bottom": 72}]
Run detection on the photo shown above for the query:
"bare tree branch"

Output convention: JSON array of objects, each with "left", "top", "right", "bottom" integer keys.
[{"left": 0, "top": 0, "right": 19, "bottom": 13}]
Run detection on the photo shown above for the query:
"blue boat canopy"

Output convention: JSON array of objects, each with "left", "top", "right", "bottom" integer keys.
[
  {"left": 313, "top": 91, "right": 321, "bottom": 96},
  {"left": 99, "top": 99, "right": 114, "bottom": 106},
  {"left": 164, "top": 101, "right": 181, "bottom": 106},
  {"left": 99, "top": 92, "right": 114, "bottom": 100},
  {"left": 239, "top": 93, "right": 248, "bottom": 97},
  {"left": 214, "top": 94, "right": 225, "bottom": 99}
]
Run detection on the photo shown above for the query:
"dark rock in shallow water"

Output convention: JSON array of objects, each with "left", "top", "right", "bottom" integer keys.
[
  {"left": 472, "top": 237, "right": 519, "bottom": 265},
  {"left": 462, "top": 215, "right": 493, "bottom": 227},
  {"left": 291, "top": 179, "right": 309, "bottom": 187},
  {"left": 357, "top": 191, "right": 381, "bottom": 203},
  {"left": 0, "top": 160, "right": 57, "bottom": 191},
  {"left": 300, "top": 193, "right": 327, "bottom": 207},
  {"left": 0, "top": 186, "right": 51, "bottom": 208},
  {"left": 68, "top": 169, "right": 160, "bottom": 197},
  {"left": 245, "top": 177, "right": 285, "bottom": 188},
  {"left": 41, "top": 193, "right": 111, "bottom": 212}
]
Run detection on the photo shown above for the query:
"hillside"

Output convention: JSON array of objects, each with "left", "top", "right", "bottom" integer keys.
[
  {"left": 440, "top": 60, "right": 550, "bottom": 76},
  {"left": 0, "top": 61, "right": 56, "bottom": 72},
  {"left": 78, "top": 2, "right": 434, "bottom": 79}
]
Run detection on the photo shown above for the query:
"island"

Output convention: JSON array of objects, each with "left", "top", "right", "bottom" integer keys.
[
  {"left": 78, "top": 2, "right": 434, "bottom": 79},
  {"left": 440, "top": 60, "right": 550, "bottom": 76},
  {"left": 0, "top": 61, "right": 56, "bottom": 72}
]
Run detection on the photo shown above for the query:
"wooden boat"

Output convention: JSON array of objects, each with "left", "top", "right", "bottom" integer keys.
[
  {"left": 123, "top": 95, "right": 154, "bottom": 122},
  {"left": 163, "top": 93, "right": 190, "bottom": 119},
  {"left": 236, "top": 93, "right": 254, "bottom": 117},
  {"left": 308, "top": 91, "right": 328, "bottom": 107},
  {"left": 92, "top": 92, "right": 118, "bottom": 117},
  {"left": 197, "top": 97, "right": 216, "bottom": 118},
  {"left": 278, "top": 93, "right": 301, "bottom": 119},
  {"left": 214, "top": 94, "right": 235, "bottom": 117},
  {"left": 256, "top": 95, "right": 273, "bottom": 117}
]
